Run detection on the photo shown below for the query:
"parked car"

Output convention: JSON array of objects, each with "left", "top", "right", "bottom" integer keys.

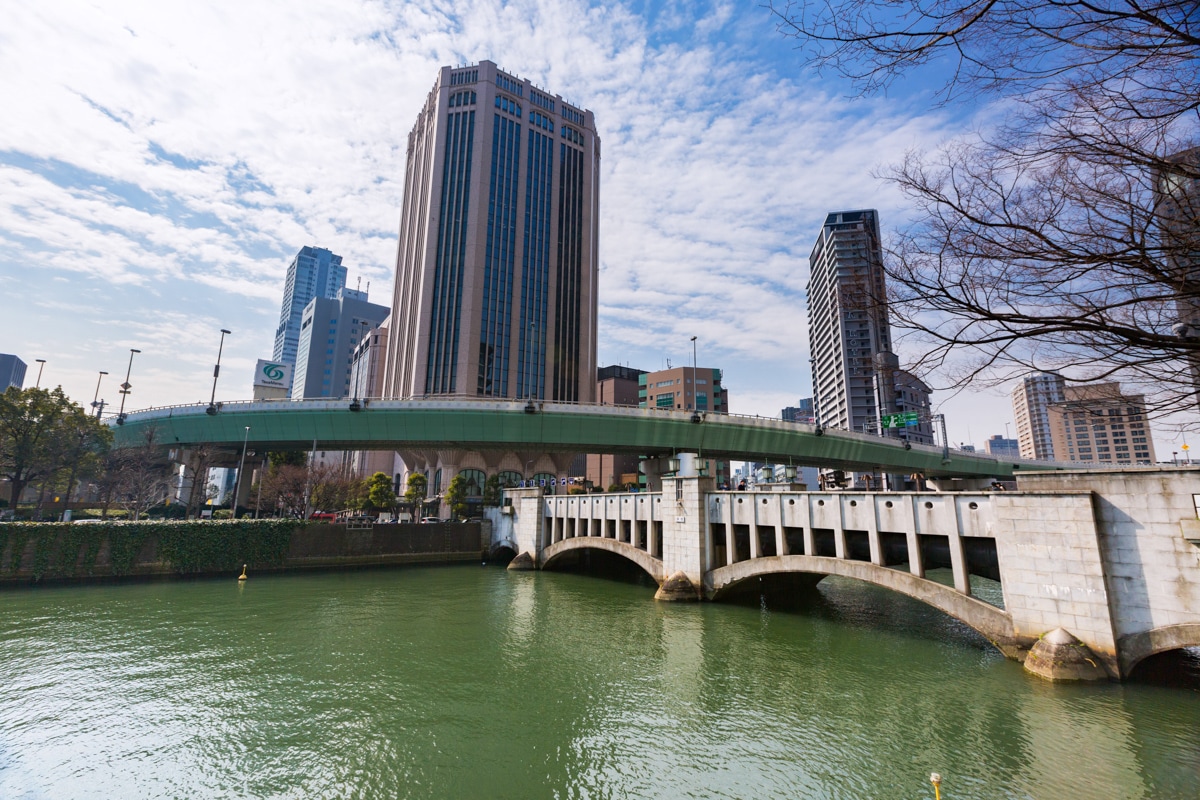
[{"left": 420, "top": 516, "right": 443, "bottom": 523}]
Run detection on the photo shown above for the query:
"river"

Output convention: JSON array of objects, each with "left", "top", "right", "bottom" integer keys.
[{"left": 1, "top": 565, "right": 1197, "bottom": 799}]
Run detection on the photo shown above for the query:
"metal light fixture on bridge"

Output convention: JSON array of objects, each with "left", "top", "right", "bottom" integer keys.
[
  {"left": 91, "top": 370, "right": 108, "bottom": 419},
  {"left": 207, "top": 328, "right": 231, "bottom": 415},
  {"left": 667, "top": 457, "right": 680, "bottom": 473},
  {"left": 116, "top": 349, "right": 141, "bottom": 425}
]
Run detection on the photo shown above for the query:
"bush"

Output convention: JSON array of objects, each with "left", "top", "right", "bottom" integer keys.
[{"left": 0, "top": 519, "right": 303, "bottom": 580}]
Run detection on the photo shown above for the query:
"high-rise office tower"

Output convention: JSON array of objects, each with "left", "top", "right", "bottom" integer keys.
[
  {"left": 1011, "top": 372, "right": 1066, "bottom": 460},
  {"left": 0, "top": 354, "right": 26, "bottom": 390},
  {"left": 273, "top": 247, "right": 348, "bottom": 367},
  {"left": 383, "top": 60, "right": 599, "bottom": 403},
  {"left": 291, "top": 290, "right": 389, "bottom": 400}
]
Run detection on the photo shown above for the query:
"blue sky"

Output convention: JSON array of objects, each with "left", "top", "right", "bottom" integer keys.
[{"left": 1, "top": 0, "right": 1192, "bottom": 456}]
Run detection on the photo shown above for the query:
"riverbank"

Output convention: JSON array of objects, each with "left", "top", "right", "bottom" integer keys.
[{"left": 0, "top": 520, "right": 488, "bottom": 586}]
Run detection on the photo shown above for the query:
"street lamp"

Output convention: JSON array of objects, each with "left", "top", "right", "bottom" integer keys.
[
  {"left": 116, "top": 349, "right": 141, "bottom": 424},
  {"left": 91, "top": 371, "right": 109, "bottom": 419},
  {"left": 34, "top": 359, "right": 46, "bottom": 388},
  {"left": 690, "top": 335, "right": 698, "bottom": 410},
  {"left": 208, "top": 329, "right": 231, "bottom": 414},
  {"left": 230, "top": 426, "right": 250, "bottom": 518}
]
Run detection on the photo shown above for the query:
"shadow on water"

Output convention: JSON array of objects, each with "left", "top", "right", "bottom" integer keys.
[
  {"left": 1127, "top": 647, "right": 1200, "bottom": 691},
  {"left": 539, "top": 548, "right": 659, "bottom": 589},
  {"left": 722, "top": 572, "right": 998, "bottom": 653}
]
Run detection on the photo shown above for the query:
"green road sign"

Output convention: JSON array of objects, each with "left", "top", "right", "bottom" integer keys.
[{"left": 882, "top": 412, "right": 920, "bottom": 429}]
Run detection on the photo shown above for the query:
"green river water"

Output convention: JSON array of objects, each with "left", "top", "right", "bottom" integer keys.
[{"left": 1, "top": 565, "right": 1197, "bottom": 799}]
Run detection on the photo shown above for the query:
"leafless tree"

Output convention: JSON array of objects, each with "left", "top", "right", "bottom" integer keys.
[
  {"left": 770, "top": 0, "right": 1200, "bottom": 418},
  {"left": 100, "top": 427, "right": 174, "bottom": 520}
]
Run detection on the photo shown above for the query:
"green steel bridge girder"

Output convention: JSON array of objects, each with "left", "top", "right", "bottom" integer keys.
[{"left": 110, "top": 399, "right": 1026, "bottom": 478}]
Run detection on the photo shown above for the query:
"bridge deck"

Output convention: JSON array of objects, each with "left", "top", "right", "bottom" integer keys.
[{"left": 112, "top": 398, "right": 1045, "bottom": 477}]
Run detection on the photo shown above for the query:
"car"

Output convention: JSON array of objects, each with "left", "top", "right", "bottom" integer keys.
[{"left": 420, "top": 516, "right": 443, "bottom": 523}]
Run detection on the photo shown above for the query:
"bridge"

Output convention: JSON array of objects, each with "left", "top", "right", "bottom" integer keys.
[
  {"left": 111, "top": 398, "right": 1046, "bottom": 479},
  {"left": 491, "top": 468, "right": 1200, "bottom": 681}
]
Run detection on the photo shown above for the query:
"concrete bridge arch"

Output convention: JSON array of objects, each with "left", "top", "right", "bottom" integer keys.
[
  {"left": 540, "top": 537, "right": 665, "bottom": 584},
  {"left": 1117, "top": 623, "right": 1200, "bottom": 675},
  {"left": 707, "top": 555, "right": 1028, "bottom": 659}
]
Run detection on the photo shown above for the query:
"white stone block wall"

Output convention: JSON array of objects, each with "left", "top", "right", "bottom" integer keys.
[
  {"left": 1016, "top": 469, "right": 1200, "bottom": 643},
  {"left": 991, "top": 491, "right": 1118, "bottom": 669}
]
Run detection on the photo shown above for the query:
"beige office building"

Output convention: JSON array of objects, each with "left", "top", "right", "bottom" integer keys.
[
  {"left": 1047, "top": 383, "right": 1156, "bottom": 465},
  {"left": 382, "top": 60, "right": 599, "bottom": 404},
  {"left": 640, "top": 366, "right": 729, "bottom": 485},
  {"left": 380, "top": 61, "right": 601, "bottom": 504}
]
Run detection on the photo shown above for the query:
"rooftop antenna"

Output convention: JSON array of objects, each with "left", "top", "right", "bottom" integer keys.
[{"left": 356, "top": 276, "right": 362, "bottom": 292}]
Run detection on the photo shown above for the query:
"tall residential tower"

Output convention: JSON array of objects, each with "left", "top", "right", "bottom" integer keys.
[
  {"left": 383, "top": 61, "right": 599, "bottom": 403},
  {"left": 1011, "top": 372, "right": 1066, "bottom": 460},
  {"left": 807, "top": 210, "right": 933, "bottom": 443}
]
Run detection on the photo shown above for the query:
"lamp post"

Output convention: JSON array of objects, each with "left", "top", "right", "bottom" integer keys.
[
  {"left": 34, "top": 359, "right": 46, "bottom": 388},
  {"left": 690, "top": 335, "right": 697, "bottom": 410},
  {"left": 116, "top": 349, "right": 141, "bottom": 423},
  {"left": 230, "top": 426, "right": 250, "bottom": 518},
  {"left": 208, "top": 329, "right": 231, "bottom": 414},
  {"left": 91, "top": 371, "right": 108, "bottom": 418}
]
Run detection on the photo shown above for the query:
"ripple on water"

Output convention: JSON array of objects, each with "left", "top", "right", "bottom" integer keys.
[{"left": 1, "top": 568, "right": 1198, "bottom": 799}]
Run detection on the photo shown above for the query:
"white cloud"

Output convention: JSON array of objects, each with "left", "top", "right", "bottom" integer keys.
[{"left": 8, "top": 0, "right": 1179, "bottom": 455}]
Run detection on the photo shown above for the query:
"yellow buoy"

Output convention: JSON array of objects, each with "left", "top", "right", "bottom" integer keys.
[{"left": 238, "top": 564, "right": 247, "bottom": 581}]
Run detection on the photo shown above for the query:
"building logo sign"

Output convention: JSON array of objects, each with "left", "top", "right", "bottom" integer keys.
[{"left": 254, "top": 359, "right": 293, "bottom": 389}]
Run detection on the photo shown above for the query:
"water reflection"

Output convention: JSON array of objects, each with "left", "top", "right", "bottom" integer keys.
[{"left": 0, "top": 568, "right": 1198, "bottom": 799}]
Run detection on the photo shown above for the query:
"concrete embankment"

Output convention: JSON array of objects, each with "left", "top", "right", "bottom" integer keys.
[{"left": 0, "top": 520, "right": 489, "bottom": 586}]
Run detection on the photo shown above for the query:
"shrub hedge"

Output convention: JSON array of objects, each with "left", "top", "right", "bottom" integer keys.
[{"left": 0, "top": 520, "right": 302, "bottom": 581}]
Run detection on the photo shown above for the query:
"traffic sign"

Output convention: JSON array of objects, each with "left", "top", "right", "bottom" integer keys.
[{"left": 882, "top": 412, "right": 920, "bottom": 429}]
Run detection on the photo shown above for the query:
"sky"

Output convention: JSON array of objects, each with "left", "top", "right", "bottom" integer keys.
[{"left": 1, "top": 0, "right": 1195, "bottom": 458}]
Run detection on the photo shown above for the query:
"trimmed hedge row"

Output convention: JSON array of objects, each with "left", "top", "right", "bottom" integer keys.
[{"left": 0, "top": 520, "right": 302, "bottom": 581}]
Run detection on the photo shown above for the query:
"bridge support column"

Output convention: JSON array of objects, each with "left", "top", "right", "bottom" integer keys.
[
  {"left": 948, "top": 532, "right": 972, "bottom": 596},
  {"left": 505, "top": 487, "right": 545, "bottom": 570},
  {"left": 906, "top": 528, "right": 924, "bottom": 578},
  {"left": 657, "top": 475, "right": 716, "bottom": 600},
  {"left": 867, "top": 505, "right": 882, "bottom": 566}
]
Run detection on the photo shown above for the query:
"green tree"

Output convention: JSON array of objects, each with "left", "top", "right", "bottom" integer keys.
[
  {"left": 403, "top": 472, "right": 427, "bottom": 508},
  {"left": 482, "top": 473, "right": 503, "bottom": 507},
  {"left": 367, "top": 471, "right": 396, "bottom": 512},
  {"left": 0, "top": 387, "right": 110, "bottom": 511},
  {"left": 443, "top": 474, "right": 469, "bottom": 520},
  {"left": 268, "top": 450, "right": 307, "bottom": 468}
]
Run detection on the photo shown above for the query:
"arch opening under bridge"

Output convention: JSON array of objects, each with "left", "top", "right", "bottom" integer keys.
[
  {"left": 706, "top": 556, "right": 1027, "bottom": 659},
  {"left": 540, "top": 537, "right": 665, "bottom": 585}
]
